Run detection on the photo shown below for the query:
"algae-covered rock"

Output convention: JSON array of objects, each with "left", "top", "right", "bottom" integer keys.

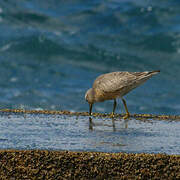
[{"left": 0, "top": 150, "right": 180, "bottom": 179}]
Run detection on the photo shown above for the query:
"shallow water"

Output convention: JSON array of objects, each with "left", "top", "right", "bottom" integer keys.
[{"left": 0, "top": 113, "right": 179, "bottom": 155}]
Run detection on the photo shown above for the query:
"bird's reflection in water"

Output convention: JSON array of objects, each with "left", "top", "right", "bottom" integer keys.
[
  {"left": 124, "top": 118, "right": 129, "bottom": 129},
  {"left": 89, "top": 117, "right": 93, "bottom": 131},
  {"left": 89, "top": 116, "right": 129, "bottom": 131}
]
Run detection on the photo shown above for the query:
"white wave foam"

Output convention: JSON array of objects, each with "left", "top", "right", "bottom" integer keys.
[{"left": 0, "top": 43, "right": 12, "bottom": 52}]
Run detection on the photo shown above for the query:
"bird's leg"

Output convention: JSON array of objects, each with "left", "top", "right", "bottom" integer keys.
[
  {"left": 110, "top": 99, "right": 117, "bottom": 117},
  {"left": 122, "top": 98, "right": 130, "bottom": 119},
  {"left": 89, "top": 103, "right": 93, "bottom": 116}
]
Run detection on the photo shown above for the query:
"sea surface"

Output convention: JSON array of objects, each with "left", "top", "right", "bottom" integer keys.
[{"left": 0, "top": 0, "right": 180, "bottom": 153}]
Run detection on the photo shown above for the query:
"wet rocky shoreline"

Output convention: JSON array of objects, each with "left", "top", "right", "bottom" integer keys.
[{"left": 0, "top": 150, "right": 179, "bottom": 179}]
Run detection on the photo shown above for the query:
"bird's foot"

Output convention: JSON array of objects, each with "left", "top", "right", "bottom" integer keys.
[
  {"left": 110, "top": 112, "right": 115, "bottom": 118},
  {"left": 123, "top": 113, "right": 130, "bottom": 119}
]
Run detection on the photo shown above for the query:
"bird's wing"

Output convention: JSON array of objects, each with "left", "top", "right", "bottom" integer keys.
[{"left": 93, "top": 71, "right": 154, "bottom": 94}]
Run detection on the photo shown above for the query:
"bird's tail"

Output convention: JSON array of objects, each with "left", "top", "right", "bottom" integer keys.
[
  {"left": 148, "top": 70, "right": 160, "bottom": 75},
  {"left": 136, "top": 70, "right": 160, "bottom": 84}
]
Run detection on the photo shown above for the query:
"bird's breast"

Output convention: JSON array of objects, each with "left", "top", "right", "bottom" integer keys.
[{"left": 94, "top": 88, "right": 121, "bottom": 102}]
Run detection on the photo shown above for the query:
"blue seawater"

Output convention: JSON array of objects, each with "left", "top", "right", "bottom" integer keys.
[{"left": 0, "top": 0, "right": 180, "bottom": 115}]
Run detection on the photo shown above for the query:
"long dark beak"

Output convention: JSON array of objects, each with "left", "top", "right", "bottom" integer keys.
[{"left": 89, "top": 103, "right": 93, "bottom": 115}]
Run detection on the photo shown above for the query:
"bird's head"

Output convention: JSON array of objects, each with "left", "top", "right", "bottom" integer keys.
[{"left": 85, "top": 88, "right": 94, "bottom": 104}]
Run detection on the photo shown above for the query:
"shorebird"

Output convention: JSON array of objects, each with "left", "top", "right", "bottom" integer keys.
[{"left": 85, "top": 70, "right": 160, "bottom": 118}]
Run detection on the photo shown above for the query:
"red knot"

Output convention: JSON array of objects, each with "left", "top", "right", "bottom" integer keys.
[{"left": 85, "top": 70, "right": 160, "bottom": 118}]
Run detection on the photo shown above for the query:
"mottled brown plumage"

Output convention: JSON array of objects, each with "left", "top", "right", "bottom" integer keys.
[{"left": 85, "top": 70, "right": 160, "bottom": 118}]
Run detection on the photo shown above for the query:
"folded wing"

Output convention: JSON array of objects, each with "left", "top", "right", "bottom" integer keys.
[{"left": 93, "top": 71, "right": 158, "bottom": 97}]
